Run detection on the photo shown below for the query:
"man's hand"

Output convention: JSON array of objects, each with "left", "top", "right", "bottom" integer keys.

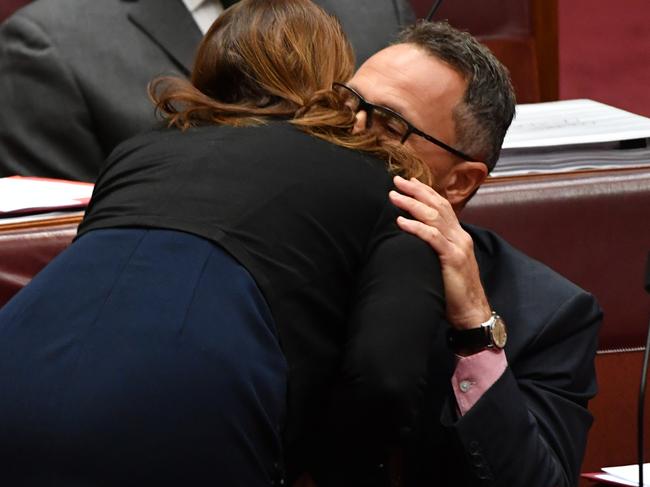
[{"left": 388, "top": 176, "right": 491, "bottom": 329}]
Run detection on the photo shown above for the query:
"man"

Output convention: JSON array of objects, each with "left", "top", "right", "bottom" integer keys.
[
  {"left": 320, "top": 21, "right": 601, "bottom": 486},
  {"left": 0, "top": 0, "right": 414, "bottom": 181}
]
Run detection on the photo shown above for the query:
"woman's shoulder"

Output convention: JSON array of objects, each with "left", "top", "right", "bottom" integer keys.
[
  {"left": 110, "top": 122, "right": 381, "bottom": 159},
  {"left": 258, "top": 122, "right": 391, "bottom": 173},
  {"left": 102, "top": 122, "right": 392, "bottom": 187}
]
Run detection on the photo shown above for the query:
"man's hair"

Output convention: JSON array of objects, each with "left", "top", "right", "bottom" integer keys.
[
  {"left": 397, "top": 21, "right": 516, "bottom": 170},
  {"left": 149, "top": 0, "right": 430, "bottom": 182}
]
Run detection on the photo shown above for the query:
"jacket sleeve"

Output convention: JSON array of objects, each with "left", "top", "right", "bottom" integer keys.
[
  {"left": 442, "top": 291, "right": 602, "bottom": 487},
  {"left": 315, "top": 201, "right": 446, "bottom": 486},
  {"left": 0, "top": 13, "right": 104, "bottom": 181}
]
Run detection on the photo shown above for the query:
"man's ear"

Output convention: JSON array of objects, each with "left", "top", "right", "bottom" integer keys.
[{"left": 441, "top": 161, "right": 488, "bottom": 211}]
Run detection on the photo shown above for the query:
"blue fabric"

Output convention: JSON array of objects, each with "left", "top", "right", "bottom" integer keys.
[{"left": 0, "top": 228, "right": 287, "bottom": 486}]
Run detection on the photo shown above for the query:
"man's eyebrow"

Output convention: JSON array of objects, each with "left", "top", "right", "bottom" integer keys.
[{"left": 347, "top": 83, "right": 407, "bottom": 116}]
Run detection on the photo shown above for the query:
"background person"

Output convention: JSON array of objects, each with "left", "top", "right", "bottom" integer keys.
[
  {"left": 0, "top": 0, "right": 415, "bottom": 181},
  {"left": 0, "top": 1, "right": 444, "bottom": 485}
]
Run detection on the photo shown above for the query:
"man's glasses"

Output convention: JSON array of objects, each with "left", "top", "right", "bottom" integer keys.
[{"left": 333, "top": 82, "right": 476, "bottom": 162}]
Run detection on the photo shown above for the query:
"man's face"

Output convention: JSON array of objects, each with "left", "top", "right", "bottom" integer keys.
[{"left": 347, "top": 43, "right": 468, "bottom": 191}]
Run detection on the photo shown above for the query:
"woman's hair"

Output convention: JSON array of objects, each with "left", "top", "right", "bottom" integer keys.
[{"left": 149, "top": 0, "right": 430, "bottom": 183}]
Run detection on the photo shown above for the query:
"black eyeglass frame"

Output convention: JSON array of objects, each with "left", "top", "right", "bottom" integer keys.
[{"left": 333, "top": 82, "right": 476, "bottom": 162}]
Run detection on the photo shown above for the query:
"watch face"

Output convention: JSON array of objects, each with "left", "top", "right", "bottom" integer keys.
[{"left": 491, "top": 316, "right": 507, "bottom": 348}]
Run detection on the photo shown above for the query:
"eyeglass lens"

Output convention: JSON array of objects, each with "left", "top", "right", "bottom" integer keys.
[{"left": 334, "top": 84, "right": 410, "bottom": 142}]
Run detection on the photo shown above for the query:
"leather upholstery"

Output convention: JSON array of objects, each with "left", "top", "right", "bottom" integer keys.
[
  {"left": 0, "top": 221, "right": 78, "bottom": 305},
  {"left": 0, "top": 0, "right": 30, "bottom": 22},
  {"left": 464, "top": 168, "right": 650, "bottom": 351},
  {"left": 408, "top": 0, "right": 558, "bottom": 103},
  {"left": 581, "top": 351, "right": 650, "bottom": 481},
  {"left": 410, "top": 0, "right": 532, "bottom": 37}
]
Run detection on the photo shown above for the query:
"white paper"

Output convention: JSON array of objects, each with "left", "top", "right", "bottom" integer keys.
[
  {"left": 588, "top": 472, "right": 642, "bottom": 486},
  {"left": 502, "top": 99, "right": 650, "bottom": 149},
  {"left": 0, "top": 177, "right": 93, "bottom": 214},
  {"left": 491, "top": 145, "right": 650, "bottom": 177},
  {"left": 601, "top": 463, "right": 650, "bottom": 486}
]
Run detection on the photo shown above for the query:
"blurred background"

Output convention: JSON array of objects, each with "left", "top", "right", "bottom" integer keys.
[
  {"left": 2, "top": 0, "right": 649, "bottom": 115},
  {"left": 409, "top": 0, "right": 650, "bottom": 116}
]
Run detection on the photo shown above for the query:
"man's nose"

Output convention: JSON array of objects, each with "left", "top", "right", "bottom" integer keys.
[{"left": 352, "top": 110, "right": 368, "bottom": 134}]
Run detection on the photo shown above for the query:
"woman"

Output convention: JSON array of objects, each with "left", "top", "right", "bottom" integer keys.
[{"left": 0, "top": 1, "right": 443, "bottom": 485}]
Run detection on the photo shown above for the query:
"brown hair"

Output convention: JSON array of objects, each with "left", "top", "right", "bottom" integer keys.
[{"left": 149, "top": 0, "right": 430, "bottom": 183}]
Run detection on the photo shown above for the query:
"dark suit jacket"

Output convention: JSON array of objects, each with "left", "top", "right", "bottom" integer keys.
[
  {"left": 0, "top": 0, "right": 414, "bottom": 181},
  {"left": 394, "top": 224, "right": 600, "bottom": 487}
]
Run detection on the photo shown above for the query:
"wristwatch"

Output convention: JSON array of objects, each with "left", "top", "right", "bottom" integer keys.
[{"left": 447, "top": 312, "right": 507, "bottom": 355}]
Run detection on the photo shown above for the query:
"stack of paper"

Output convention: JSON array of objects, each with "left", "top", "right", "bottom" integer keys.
[
  {"left": 0, "top": 176, "right": 93, "bottom": 215},
  {"left": 492, "top": 99, "right": 650, "bottom": 177}
]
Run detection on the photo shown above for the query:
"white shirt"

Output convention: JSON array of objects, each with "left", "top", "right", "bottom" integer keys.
[{"left": 182, "top": 0, "right": 224, "bottom": 34}]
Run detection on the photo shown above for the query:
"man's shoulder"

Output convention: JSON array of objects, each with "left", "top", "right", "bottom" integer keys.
[
  {"left": 464, "top": 222, "right": 599, "bottom": 320},
  {"left": 464, "top": 222, "right": 581, "bottom": 292},
  {"left": 464, "top": 223, "right": 601, "bottom": 358}
]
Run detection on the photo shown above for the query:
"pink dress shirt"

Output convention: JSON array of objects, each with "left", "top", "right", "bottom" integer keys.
[{"left": 451, "top": 349, "right": 508, "bottom": 415}]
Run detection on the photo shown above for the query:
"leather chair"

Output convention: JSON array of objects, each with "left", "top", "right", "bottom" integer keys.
[
  {"left": 409, "top": 0, "right": 559, "bottom": 103},
  {"left": 0, "top": 0, "right": 30, "bottom": 22},
  {"left": 0, "top": 217, "right": 80, "bottom": 305}
]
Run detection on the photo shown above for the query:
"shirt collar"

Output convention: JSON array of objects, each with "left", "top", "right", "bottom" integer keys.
[{"left": 182, "top": 0, "right": 206, "bottom": 13}]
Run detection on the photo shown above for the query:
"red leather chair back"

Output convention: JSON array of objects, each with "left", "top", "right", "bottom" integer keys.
[
  {"left": 411, "top": 0, "right": 532, "bottom": 37},
  {"left": 408, "top": 0, "right": 558, "bottom": 103},
  {"left": 464, "top": 168, "right": 650, "bottom": 351},
  {"left": 0, "top": 0, "right": 31, "bottom": 22},
  {"left": 0, "top": 221, "right": 78, "bottom": 306}
]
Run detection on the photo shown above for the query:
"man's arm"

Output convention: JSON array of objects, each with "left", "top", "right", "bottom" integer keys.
[
  {"left": 0, "top": 13, "right": 104, "bottom": 181},
  {"left": 442, "top": 291, "right": 600, "bottom": 486},
  {"left": 389, "top": 175, "right": 600, "bottom": 486}
]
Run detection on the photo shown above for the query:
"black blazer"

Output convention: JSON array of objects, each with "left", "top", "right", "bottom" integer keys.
[
  {"left": 77, "top": 122, "right": 445, "bottom": 481},
  {"left": 0, "top": 0, "right": 414, "bottom": 181},
  {"left": 397, "top": 224, "right": 601, "bottom": 487}
]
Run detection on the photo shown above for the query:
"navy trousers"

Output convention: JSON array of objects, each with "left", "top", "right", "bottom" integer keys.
[{"left": 0, "top": 229, "right": 287, "bottom": 486}]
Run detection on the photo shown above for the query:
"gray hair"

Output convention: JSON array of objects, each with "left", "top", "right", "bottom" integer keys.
[{"left": 396, "top": 21, "right": 516, "bottom": 170}]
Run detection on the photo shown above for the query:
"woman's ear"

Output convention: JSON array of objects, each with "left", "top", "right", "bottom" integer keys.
[{"left": 440, "top": 161, "right": 488, "bottom": 211}]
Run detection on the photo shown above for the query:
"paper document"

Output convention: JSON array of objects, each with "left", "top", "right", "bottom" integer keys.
[
  {"left": 582, "top": 463, "right": 650, "bottom": 486},
  {"left": 502, "top": 99, "right": 650, "bottom": 150},
  {"left": 0, "top": 177, "right": 93, "bottom": 215},
  {"left": 492, "top": 145, "right": 650, "bottom": 177}
]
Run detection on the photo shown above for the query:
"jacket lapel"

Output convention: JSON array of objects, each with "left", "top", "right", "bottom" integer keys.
[{"left": 126, "top": 0, "right": 203, "bottom": 75}]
